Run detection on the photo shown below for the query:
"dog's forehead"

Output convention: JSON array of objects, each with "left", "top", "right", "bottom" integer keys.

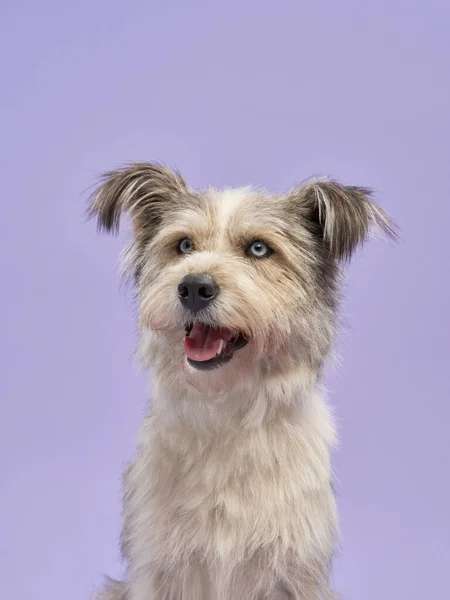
[
  {"left": 205, "top": 187, "right": 285, "bottom": 229},
  {"left": 211, "top": 188, "right": 253, "bottom": 224}
]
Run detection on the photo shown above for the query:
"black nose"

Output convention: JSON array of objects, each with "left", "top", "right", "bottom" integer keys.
[{"left": 177, "top": 273, "right": 219, "bottom": 315}]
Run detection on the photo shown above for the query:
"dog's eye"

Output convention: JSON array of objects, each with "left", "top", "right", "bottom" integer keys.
[
  {"left": 178, "top": 238, "right": 195, "bottom": 254},
  {"left": 248, "top": 240, "right": 271, "bottom": 258}
]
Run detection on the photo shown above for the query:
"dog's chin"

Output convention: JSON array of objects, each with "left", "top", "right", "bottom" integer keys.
[{"left": 183, "top": 322, "right": 248, "bottom": 372}]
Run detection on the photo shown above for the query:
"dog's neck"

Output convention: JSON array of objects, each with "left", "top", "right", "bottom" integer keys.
[{"left": 149, "top": 362, "right": 321, "bottom": 433}]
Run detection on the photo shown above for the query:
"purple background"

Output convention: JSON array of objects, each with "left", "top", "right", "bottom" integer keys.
[{"left": 1, "top": 1, "right": 449, "bottom": 599}]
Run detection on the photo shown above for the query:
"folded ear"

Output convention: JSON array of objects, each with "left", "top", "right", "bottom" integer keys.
[
  {"left": 87, "top": 162, "right": 188, "bottom": 236},
  {"left": 292, "top": 178, "right": 396, "bottom": 261}
]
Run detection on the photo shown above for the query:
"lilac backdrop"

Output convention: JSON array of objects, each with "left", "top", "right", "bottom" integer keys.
[{"left": 1, "top": 1, "right": 449, "bottom": 599}]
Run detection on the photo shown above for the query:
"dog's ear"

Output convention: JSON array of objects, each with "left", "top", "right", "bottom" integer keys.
[
  {"left": 88, "top": 162, "right": 188, "bottom": 236},
  {"left": 292, "top": 178, "right": 396, "bottom": 261}
]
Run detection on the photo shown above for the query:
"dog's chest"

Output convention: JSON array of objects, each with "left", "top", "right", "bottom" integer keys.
[{"left": 129, "top": 417, "right": 335, "bottom": 563}]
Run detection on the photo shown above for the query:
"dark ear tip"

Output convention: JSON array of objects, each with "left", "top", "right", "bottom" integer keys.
[
  {"left": 385, "top": 219, "right": 400, "bottom": 241},
  {"left": 86, "top": 187, "right": 121, "bottom": 236},
  {"left": 344, "top": 184, "right": 400, "bottom": 243},
  {"left": 370, "top": 203, "right": 400, "bottom": 241}
]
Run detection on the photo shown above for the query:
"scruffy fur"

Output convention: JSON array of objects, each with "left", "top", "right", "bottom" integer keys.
[{"left": 88, "top": 163, "right": 394, "bottom": 599}]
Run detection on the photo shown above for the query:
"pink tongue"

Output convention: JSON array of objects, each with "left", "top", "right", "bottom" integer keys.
[{"left": 184, "top": 323, "right": 232, "bottom": 362}]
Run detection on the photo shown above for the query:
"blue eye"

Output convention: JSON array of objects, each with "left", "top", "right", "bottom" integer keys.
[
  {"left": 178, "top": 238, "right": 194, "bottom": 254},
  {"left": 248, "top": 240, "right": 271, "bottom": 258}
]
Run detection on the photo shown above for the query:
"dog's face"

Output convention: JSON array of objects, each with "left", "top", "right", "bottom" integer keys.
[{"left": 89, "top": 163, "right": 393, "bottom": 388}]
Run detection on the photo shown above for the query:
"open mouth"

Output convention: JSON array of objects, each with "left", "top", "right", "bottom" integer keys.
[{"left": 183, "top": 322, "right": 248, "bottom": 371}]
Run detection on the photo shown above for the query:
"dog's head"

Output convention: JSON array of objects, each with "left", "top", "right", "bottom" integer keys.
[{"left": 89, "top": 163, "right": 394, "bottom": 389}]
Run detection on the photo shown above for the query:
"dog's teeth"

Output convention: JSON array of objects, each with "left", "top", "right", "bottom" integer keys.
[{"left": 217, "top": 339, "right": 224, "bottom": 355}]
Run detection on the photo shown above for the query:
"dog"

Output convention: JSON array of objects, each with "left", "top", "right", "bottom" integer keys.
[{"left": 88, "top": 163, "right": 394, "bottom": 600}]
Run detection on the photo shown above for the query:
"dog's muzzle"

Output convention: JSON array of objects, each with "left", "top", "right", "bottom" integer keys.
[{"left": 177, "top": 273, "right": 248, "bottom": 370}]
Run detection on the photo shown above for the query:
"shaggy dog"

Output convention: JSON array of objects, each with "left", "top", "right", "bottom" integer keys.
[{"left": 88, "top": 163, "right": 394, "bottom": 599}]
